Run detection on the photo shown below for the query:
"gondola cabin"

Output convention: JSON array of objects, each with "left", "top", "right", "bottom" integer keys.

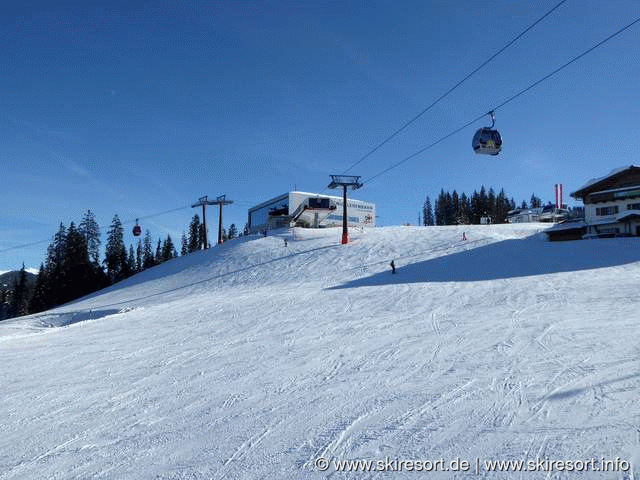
[
  {"left": 472, "top": 127, "right": 502, "bottom": 155},
  {"left": 132, "top": 221, "right": 142, "bottom": 236}
]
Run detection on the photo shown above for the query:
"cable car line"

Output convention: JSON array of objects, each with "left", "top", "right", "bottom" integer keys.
[
  {"left": 0, "top": 205, "right": 193, "bottom": 255},
  {"left": 0, "top": 239, "right": 52, "bottom": 255},
  {"left": 121, "top": 205, "right": 192, "bottom": 228},
  {"left": 363, "top": 113, "right": 486, "bottom": 185},
  {"left": 339, "top": 0, "right": 569, "bottom": 176},
  {"left": 492, "top": 16, "right": 640, "bottom": 113},
  {"left": 361, "top": 14, "right": 640, "bottom": 187}
]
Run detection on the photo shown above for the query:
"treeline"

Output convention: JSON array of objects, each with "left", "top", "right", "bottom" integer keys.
[
  {"left": 182, "top": 214, "right": 239, "bottom": 252},
  {"left": 422, "top": 187, "right": 543, "bottom": 226},
  {"left": 1, "top": 210, "right": 240, "bottom": 320}
]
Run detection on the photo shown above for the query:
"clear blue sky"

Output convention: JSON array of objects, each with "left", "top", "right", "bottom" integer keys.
[{"left": 1, "top": 0, "right": 639, "bottom": 271}]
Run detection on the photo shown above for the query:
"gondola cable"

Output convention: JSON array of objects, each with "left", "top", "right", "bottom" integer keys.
[
  {"left": 361, "top": 14, "right": 640, "bottom": 187},
  {"left": 339, "top": 0, "right": 569, "bottom": 176},
  {"left": 0, "top": 205, "right": 193, "bottom": 255}
]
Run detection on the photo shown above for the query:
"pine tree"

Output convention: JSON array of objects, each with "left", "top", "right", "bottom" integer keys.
[
  {"left": 63, "top": 222, "right": 91, "bottom": 303},
  {"left": 104, "top": 214, "right": 125, "bottom": 283},
  {"left": 181, "top": 232, "right": 188, "bottom": 256},
  {"left": 189, "top": 214, "right": 202, "bottom": 252},
  {"left": 119, "top": 244, "right": 130, "bottom": 279},
  {"left": 53, "top": 223, "right": 68, "bottom": 266},
  {"left": 77, "top": 212, "right": 107, "bottom": 295},
  {"left": 228, "top": 224, "right": 238, "bottom": 240},
  {"left": 487, "top": 188, "right": 496, "bottom": 221},
  {"left": 142, "top": 230, "right": 155, "bottom": 269},
  {"left": 432, "top": 186, "right": 525, "bottom": 225},
  {"left": 199, "top": 223, "right": 208, "bottom": 249},
  {"left": 422, "top": 196, "right": 435, "bottom": 226},
  {"left": 479, "top": 186, "right": 488, "bottom": 214},
  {"left": 452, "top": 191, "right": 460, "bottom": 224},
  {"left": 136, "top": 240, "right": 143, "bottom": 272},
  {"left": 29, "top": 263, "right": 49, "bottom": 314},
  {"left": 435, "top": 189, "right": 447, "bottom": 225},
  {"left": 458, "top": 193, "right": 471, "bottom": 225},
  {"left": 0, "top": 281, "right": 10, "bottom": 320},
  {"left": 444, "top": 191, "right": 455, "bottom": 225},
  {"left": 9, "top": 264, "right": 30, "bottom": 318},
  {"left": 26, "top": 216, "right": 108, "bottom": 312},
  {"left": 79, "top": 210, "right": 101, "bottom": 265},
  {"left": 45, "top": 223, "right": 67, "bottom": 306},
  {"left": 155, "top": 239, "right": 163, "bottom": 265},
  {"left": 162, "top": 235, "right": 175, "bottom": 262},
  {"left": 127, "top": 244, "right": 137, "bottom": 275},
  {"left": 494, "top": 189, "right": 509, "bottom": 223},
  {"left": 530, "top": 194, "right": 542, "bottom": 208}
]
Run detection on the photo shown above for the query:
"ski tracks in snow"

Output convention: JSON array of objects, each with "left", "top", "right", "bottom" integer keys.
[{"left": 215, "top": 422, "right": 281, "bottom": 480}]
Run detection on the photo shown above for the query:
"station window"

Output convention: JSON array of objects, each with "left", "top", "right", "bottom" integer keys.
[{"left": 596, "top": 206, "right": 619, "bottom": 216}]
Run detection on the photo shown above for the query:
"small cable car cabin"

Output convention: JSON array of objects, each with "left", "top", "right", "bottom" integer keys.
[
  {"left": 472, "top": 111, "right": 502, "bottom": 155},
  {"left": 472, "top": 128, "right": 502, "bottom": 155},
  {"left": 132, "top": 219, "right": 142, "bottom": 237}
]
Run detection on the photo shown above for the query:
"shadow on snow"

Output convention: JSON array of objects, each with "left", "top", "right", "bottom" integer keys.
[
  {"left": 329, "top": 237, "right": 640, "bottom": 289},
  {"left": 544, "top": 373, "right": 640, "bottom": 401},
  {"left": 37, "top": 309, "right": 124, "bottom": 327}
]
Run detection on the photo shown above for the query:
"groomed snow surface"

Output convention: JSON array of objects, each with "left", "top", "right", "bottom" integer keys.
[{"left": 1, "top": 224, "right": 639, "bottom": 479}]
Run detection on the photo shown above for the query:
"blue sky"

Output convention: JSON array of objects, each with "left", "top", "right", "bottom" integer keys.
[{"left": 1, "top": 0, "right": 639, "bottom": 271}]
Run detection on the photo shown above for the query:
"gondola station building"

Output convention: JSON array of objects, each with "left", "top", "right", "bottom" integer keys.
[{"left": 247, "top": 191, "right": 375, "bottom": 234}]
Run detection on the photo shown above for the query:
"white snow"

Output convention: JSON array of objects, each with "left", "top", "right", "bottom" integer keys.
[
  {"left": 1, "top": 224, "right": 639, "bottom": 479},
  {"left": 0, "top": 268, "right": 39, "bottom": 276}
]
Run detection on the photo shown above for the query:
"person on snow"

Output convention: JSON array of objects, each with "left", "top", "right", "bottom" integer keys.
[{"left": 390, "top": 260, "right": 396, "bottom": 274}]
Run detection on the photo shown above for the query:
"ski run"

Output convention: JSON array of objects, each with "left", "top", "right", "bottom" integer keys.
[{"left": 1, "top": 224, "right": 639, "bottom": 479}]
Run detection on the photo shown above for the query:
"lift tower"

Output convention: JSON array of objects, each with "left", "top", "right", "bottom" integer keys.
[
  {"left": 191, "top": 196, "right": 216, "bottom": 249},
  {"left": 211, "top": 195, "right": 233, "bottom": 244},
  {"left": 327, "top": 175, "right": 363, "bottom": 244}
]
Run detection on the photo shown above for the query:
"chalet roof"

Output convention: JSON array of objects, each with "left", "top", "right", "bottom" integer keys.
[
  {"left": 545, "top": 220, "right": 587, "bottom": 232},
  {"left": 571, "top": 165, "right": 640, "bottom": 198},
  {"left": 507, "top": 207, "right": 542, "bottom": 216}
]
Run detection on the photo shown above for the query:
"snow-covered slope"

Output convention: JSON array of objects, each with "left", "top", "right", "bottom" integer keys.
[{"left": 1, "top": 224, "right": 639, "bottom": 479}]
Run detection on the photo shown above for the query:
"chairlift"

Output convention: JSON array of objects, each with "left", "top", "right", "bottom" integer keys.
[
  {"left": 472, "top": 111, "right": 502, "bottom": 156},
  {"left": 132, "top": 219, "right": 142, "bottom": 237}
]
